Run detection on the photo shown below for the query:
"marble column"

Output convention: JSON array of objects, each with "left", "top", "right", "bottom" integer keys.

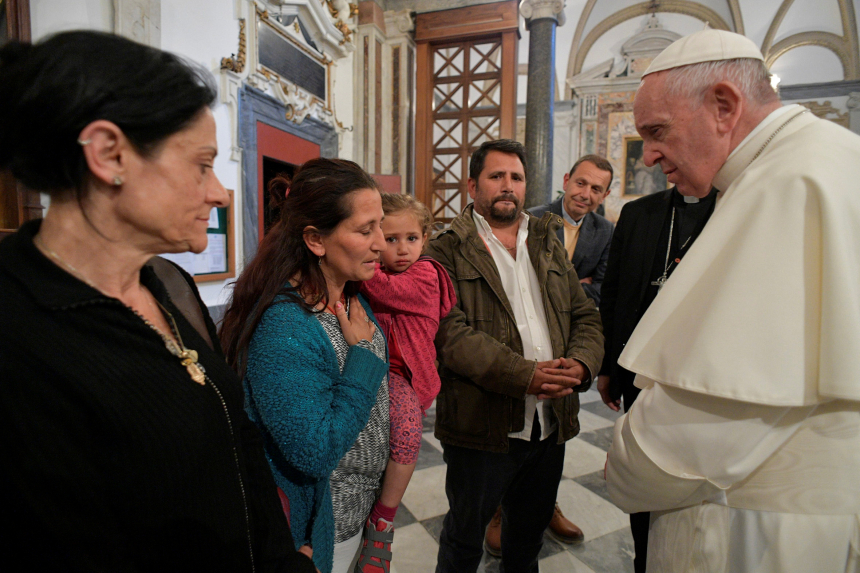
[{"left": 520, "top": 0, "right": 565, "bottom": 209}]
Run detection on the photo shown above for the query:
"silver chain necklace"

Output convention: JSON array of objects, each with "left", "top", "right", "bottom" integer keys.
[
  {"left": 651, "top": 208, "right": 693, "bottom": 291},
  {"left": 748, "top": 108, "right": 809, "bottom": 166}
]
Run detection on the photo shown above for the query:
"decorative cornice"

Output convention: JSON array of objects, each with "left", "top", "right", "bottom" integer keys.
[
  {"left": 261, "top": 0, "right": 354, "bottom": 58},
  {"left": 778, "top": 79, "right": 860, "bottom": 100},
  {"left": 798, "top": 100, "right": 849, "bottom": 127},
  {"left": 384, "top": 9, "right": 415, "bottom": 36},
  {"left": 220, "top": 18, "right": 247, "bottom": 73},
  {"left": 335, "top": 19, "right": 353, "bottom": 43}
]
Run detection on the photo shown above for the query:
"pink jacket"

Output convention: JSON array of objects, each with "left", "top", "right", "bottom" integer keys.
[{"left": 360, "top": 256, "right": 456, "bottom": 412}]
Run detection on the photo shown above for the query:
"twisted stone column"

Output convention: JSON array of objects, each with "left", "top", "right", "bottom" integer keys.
[{"left": 520, "top": 0, "right": 565, "bottom": 209}]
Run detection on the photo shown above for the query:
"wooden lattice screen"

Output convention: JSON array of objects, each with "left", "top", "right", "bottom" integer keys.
[
  {"left": 415, "top": 1, "right": 519, "bottom": 226},
  {"left": 429, "top": 39, "right": 505, "bottom": 223}
]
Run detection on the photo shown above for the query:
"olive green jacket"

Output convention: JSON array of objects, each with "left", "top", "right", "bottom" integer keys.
[{"left": 426, "top": 204, "right": 604, "bottom": 452}]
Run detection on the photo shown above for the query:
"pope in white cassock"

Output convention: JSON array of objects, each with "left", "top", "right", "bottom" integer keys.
[{"left": 605, "top": 29, "right": 860, "bottom": 572}]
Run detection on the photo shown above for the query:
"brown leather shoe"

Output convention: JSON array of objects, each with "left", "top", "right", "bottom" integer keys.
[
  {"left": 483, "top": 506, "right": 502, "bottom": 557},
  {"left": 547, "top": 503, "right": 585, "bottom": 544}
]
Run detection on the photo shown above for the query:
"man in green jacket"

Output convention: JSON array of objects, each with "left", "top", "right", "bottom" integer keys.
[{"left": 426, "top": 139, "right": 604, "bottom": 573}]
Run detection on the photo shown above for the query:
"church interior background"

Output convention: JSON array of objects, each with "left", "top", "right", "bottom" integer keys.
[{"left": 2, "top": 1, "right": 859, "bottom": 570}]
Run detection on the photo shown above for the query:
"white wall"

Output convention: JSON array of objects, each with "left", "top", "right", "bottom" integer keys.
[
  {"left": 31, "top": 0, "right": 113, "bottom": 40},
  {"left": 161, "top": 0, "right": 244, "bottom": 307}
]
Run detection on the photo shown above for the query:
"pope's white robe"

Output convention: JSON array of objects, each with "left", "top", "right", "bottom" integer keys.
[{"left": 606, "top": 104, "right": 860, "bottom": 572}]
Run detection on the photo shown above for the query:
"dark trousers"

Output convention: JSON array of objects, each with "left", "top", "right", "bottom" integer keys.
[
  {"left": 623, "top": 386, "right": 649, "bottom": 573},
  {"left": 435, "top": 432, "right": 565, "bottom": 573}
]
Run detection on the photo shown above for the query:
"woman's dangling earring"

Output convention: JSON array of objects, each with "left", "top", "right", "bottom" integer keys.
[{"left": 318, "top": 255, "right": 323, "bottom": 266}]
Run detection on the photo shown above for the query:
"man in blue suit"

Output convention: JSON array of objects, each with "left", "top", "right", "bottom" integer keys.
[{"left": 530, "top": 155, "right": 614, "bottom": 306}]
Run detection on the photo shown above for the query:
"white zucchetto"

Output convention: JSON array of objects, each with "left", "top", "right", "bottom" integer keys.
[{"left": 643, "top": 29, "right": 764, "bottom": 77}]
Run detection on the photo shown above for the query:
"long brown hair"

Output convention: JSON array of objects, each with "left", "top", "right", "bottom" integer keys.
[{"left": 219, "top": 157, "right": 380, "bottom": 374}]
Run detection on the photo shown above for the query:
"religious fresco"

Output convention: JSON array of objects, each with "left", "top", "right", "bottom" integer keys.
[
  {"left": 621, "top": 136, "right": 668, "bottom": 196},
  {"left": 580, "top": 121, "right": 596, "bottom": 155},
  {"left": 606, "top": 110, "right": 635, "bottom": 192}
]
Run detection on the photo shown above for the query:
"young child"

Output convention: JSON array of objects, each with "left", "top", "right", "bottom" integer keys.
[{"left": 356, "top": 194, "right": 456, "bottom": 573}]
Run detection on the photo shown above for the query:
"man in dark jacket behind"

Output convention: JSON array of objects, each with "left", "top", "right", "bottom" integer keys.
[
  {"left": 529, "top": 154, "right": 614, "bottom": 307},
  {"left": 426, "top": 139, "right": 604, "bottom": 573}
]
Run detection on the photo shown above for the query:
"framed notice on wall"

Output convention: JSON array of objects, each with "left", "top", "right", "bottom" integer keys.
[{"left": 160, "top": 189, "right": 235, "bottom": 283}]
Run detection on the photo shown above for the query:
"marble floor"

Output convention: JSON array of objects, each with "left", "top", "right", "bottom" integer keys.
[{"left": 390, "top": 387, "right": 634, "bottom": 573}]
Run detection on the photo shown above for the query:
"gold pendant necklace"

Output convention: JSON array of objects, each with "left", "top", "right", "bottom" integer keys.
[{"left": 152, "top": 300, "right": 207, "bottom": 386}]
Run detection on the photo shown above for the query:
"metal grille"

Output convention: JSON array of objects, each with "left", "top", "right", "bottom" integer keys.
[{"left": 430, "top": 38, "right": 502, "bottom": 225}]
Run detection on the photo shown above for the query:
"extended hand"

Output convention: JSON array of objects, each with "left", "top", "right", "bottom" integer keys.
[
  {"left": 597, "top": 375, "right": 621, "bottom": 412},
  {"left": 335, "top": 296, "right": 376, "bottom": 346},
  {"left": 579, "top": 276, "right": 593, "bottom": 284},
  {"left": 528, "top": 358, "right": 585, "bottom": 399}
]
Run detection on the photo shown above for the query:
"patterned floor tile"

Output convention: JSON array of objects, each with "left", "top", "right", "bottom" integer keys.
[
  {"left": 579, "top": 388, "right": 602, "bottom": 404},
  {"left": 572, "top": 470, "right": 613, "bottom": 504},
  {"left": 420, "top": 514, "right": 446, "bottom": 544},
  {"left": 577, "top": 426, "right": 615, "bottom": 451},
  {"left": 539, "top": 550, "right": 598, "bottom": 573},
  {"left": 577, "top": 409, "right": 616, "bottom": 433},
  {"left": 416, "top": 436, "right": 446, "bottom": 471},
  {"left": 476, "top": 532, "right": 568, "bottom": 566},
  {"left": 402, "top": 464, "right": 449, "bottom": 521},
  {"left": 422, "top": 406, "right": 436, "bottom": 432},
  {"left": 568, "top": 527, "right": 635, "bottom": 573},
  {"left": 555, "top": 480, "right": 629, "bottom": 541},
  {"left": 580, "top": 400, "right": 623, "bottom": 421},
  {"left": 563, "top": 437, "right": 609, "bottom": 479},
  {"left": 537, "top": 532, "right": 567, "bottom": 560},
  {"left": 390, "top": 521, "right": 440, "bottom": 573},
  {"left": 421, "top": 431, "right": 444, "bottom": 455},
  {"left": 394, "top": 503, "right": 418, "bottom": 529}
]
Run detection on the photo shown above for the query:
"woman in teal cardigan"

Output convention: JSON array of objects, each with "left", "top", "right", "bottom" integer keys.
[{"left": 220, "top": 159, "right": 390, "bottom": 573}]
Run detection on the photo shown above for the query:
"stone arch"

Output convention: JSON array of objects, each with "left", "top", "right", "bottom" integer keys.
[
  {"left": 763, "top": 0, "right": 859, "bottom": 80},
  {"left": 565, "top": 1, "right": 732, "bottom": 98},
  {"left": 767, "top": 33, "right": 852, "bottom": 80}
]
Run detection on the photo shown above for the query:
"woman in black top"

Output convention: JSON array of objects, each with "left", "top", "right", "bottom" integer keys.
[{"left": 0, "top": 31, "right": 315, "bottom": 572}]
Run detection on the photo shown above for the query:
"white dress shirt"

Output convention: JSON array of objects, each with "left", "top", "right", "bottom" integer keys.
[{"left": 472, "top": 210, "right": 557, "bottom": 441}]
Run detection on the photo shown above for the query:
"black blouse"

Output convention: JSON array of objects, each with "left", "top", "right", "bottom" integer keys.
[{"left": 0, "top": 220, "right": 315, "bottom": 573}]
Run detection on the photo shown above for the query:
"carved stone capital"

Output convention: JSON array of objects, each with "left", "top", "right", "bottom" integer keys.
[
  {"left": 384, "top": 9, "right": 415, "bottom": 35},
  {"left": 519, "top": 0, "right": 565, "bottom": 26},
  {"left": 848, "top": 91, "right": 860, "bottom": 110}
]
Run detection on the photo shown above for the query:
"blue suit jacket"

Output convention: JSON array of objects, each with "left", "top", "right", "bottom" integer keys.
[{"left": 529, "top": 197, "right": 614, "bottom": 306}]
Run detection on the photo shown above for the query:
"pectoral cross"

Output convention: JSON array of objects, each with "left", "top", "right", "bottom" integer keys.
[{"left": 651, "top": 275, "right": 668, "bottom": 290}]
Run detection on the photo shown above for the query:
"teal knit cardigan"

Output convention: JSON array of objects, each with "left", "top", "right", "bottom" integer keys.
[{"left": 243, "top": 294, "right": 388, "bottom": 573}]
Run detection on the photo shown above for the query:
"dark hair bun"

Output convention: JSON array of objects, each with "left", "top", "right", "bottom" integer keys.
[
  {"left": 0, "top": 42, "right": 33, "bottom": 168},
  {"left": 267, "top": 174, "right": 292, "bottom": 210},
  {"left": 0, "top": 41, "right": 32, "bottom": 69}
]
